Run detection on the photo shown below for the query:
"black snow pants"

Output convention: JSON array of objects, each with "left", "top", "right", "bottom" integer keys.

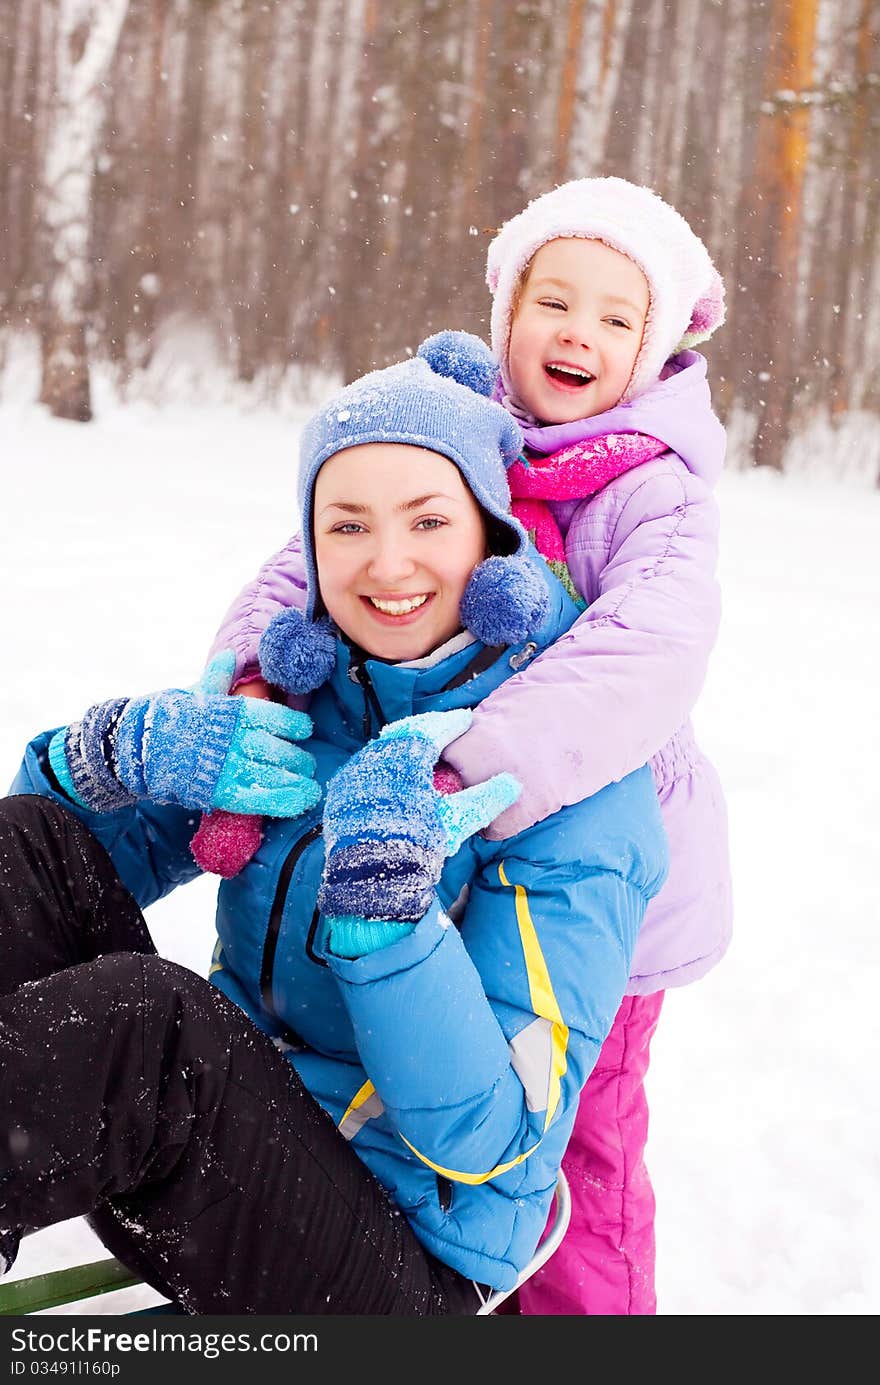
[{"left": 0, "top": 794, "right": 482, "bottom": 1315}]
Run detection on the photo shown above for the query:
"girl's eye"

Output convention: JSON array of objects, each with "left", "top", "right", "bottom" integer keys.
[
  {"left": 330, "top": 521, "right": 366, "bottom": 535},
  {"left": 605, "top": 316, "right": 631, "bottom": 330},
  {"left": 415, "top": 516, "right": 446, "bottom": 531},
  {"left": 538, "top": 298, "right": 566, "bottom": 311}
]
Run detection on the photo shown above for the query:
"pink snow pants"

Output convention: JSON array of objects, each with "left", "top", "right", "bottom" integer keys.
[{"left": 517, "top": 990, "right": 665, "bottom": 1316}]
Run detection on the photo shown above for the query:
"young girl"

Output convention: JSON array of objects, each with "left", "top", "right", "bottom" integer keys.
[
  {"left": 1, "top": 334, "right": 668, "bottom": 1314},
  {"left": 198, "top": 177, "right": 731, "bottom": 1316}
]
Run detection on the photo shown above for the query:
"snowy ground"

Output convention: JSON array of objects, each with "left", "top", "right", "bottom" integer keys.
[{"left": 1, "top": 371, "right": 879, "bottom": 1315}]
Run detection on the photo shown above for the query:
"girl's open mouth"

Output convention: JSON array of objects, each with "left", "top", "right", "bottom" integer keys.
[{"left": 544, "top": 363, "right": 595, "bottom": 388}]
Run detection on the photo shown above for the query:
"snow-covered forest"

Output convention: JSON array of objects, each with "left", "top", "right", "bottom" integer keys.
[{"left": 1, "top": 0, "right": 879, "bottom": 474}]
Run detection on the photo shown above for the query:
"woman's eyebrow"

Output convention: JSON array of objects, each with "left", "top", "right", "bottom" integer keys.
[
  {"left": 316, "top": 500, "right": 369, "bottom": 516},
  {"left": 317, "top": 493, "right": 456, "bottom": 518},
  {"left": 398, "top": 493, "right": 453, "bottom": 512}
]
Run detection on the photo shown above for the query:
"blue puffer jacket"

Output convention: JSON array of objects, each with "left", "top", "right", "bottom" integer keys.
[{"left": 11, "top": 574, "right": 668, "bottom": 1292}]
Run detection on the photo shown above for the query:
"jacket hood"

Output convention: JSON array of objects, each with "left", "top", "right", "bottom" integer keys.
[{"left": 517, "top": 350, "right": 726, "bottom": 489}]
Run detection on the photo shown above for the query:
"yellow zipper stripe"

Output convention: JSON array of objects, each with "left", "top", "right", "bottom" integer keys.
[
  {"left": 394, "top": 861, "right": 569, "bottom": 1183},
  {"left": 339, "top": 1077, "right": 378, "bottom": 1131},
  {"left": 498, "top": 860, "right": 568, "bottom": 1129}
]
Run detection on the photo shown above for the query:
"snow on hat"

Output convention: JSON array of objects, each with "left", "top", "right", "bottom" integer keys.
[
  {"left": 258, "top": 332, "right": 550, "bottom": 695},
  {"left": 487, "top": 176, "right": 726, "bottom": 403}
]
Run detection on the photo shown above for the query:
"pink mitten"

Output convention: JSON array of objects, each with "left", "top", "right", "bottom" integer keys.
[
  {"left": 432, "top": 761, "right": 463, "bottom": 795},
  {"left": 191, "top": 810, "right": 264, "bottom": 878}
]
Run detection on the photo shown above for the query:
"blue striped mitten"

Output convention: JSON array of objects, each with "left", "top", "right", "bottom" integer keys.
[
  {"left": 320, "top": 709, "right": 520, "bottom": 958},
  {"left": 47, "top": 651, "right": 321, "bottom": 819}
]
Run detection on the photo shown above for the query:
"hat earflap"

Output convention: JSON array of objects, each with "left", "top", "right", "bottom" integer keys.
[
  {"left": 258, "top": 607, "right": 337, "bottom": 695},
  {"left": 459, "top": 554, "right": 549, "bottom": 648}
]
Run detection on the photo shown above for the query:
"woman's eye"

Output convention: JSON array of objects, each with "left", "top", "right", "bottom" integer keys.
[
  {"left": 331, "top": 522, "right": 365, "bottom": 535},
  {"left": 415, "top": 516, "right": 446, "bottom": 531}
]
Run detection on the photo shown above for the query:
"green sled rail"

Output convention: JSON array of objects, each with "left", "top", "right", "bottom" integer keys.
[{"left": 0, "top": 1257, "right": 140, "bottom": 1315}]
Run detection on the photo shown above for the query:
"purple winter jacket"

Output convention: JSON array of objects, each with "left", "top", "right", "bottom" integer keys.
[{"left": 209, "top": 351, "right": 731, "bottom": 994}]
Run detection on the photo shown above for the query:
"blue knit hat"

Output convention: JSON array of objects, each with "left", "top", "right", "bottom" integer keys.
[{"left": 258, "top": 331, "right": 550, "bottom": 696}]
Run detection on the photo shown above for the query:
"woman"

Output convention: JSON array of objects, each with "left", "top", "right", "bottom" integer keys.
[{"left": 0, "top": 333, "right": 667, "bottom": 1314}]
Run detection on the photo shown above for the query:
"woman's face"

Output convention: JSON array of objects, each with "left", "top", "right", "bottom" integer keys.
[{"left": 312, "top": 443, "right": 488, "bottom": 661}]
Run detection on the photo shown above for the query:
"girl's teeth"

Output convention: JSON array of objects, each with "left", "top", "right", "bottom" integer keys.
[
  {"left": 369, "top": 595, "right": 428, "bottom": 614},
  {"left": 547, "top": 364, "right": 594, "bottom": 383}
]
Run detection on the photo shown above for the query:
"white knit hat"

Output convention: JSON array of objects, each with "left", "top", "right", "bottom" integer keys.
[{"left": 486, "top": 176, "right": 726, "bottom": 403}]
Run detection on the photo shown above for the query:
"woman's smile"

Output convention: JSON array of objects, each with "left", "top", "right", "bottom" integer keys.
[{"left": 362, "top": 591, "right": 433, "bottom": 623}]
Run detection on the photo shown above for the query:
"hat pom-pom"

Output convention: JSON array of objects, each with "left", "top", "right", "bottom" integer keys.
[
  {"left": 679, "top": 269, "right": 726, "bottom": 350},
  {"left": 258, "top": 608, "right": 336, "bottom": 695},
  {"left": 460, "top": 555, "right": 549, "bottom": 647},
  {"left": 417, "top": 330, "right": 499, "bottom": 398}
]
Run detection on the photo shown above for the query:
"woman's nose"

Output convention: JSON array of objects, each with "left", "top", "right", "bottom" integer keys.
[{"left": 367, "top": 539, "right": 416, "bottom": 584}]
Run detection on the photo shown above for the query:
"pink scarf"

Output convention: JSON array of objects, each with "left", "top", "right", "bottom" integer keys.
[{"left": 508, "top": 433, "right": 668, "bottom": 578}]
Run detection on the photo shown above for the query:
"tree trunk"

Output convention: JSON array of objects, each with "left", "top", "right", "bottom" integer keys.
[
  {"left": 746, "top": 0, "right": 819, "bottom": 470},
  {"left": 829, "top": 0, "right": 877, "bottom": 414},
  {"left": 1, "top": 0, "right": 43, "bottom": 321},
  {"left": 337, "top": 0, "right": 383, "bottom": 383},
  {"left": 555, "top": 0, "right": 587, "bottom": 180},
  {"left": 38, "top": 0, "right": 129, "bottom": 421}
]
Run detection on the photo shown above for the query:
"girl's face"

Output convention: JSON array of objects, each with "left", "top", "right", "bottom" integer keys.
[
  {"left": 312, "top": 443, "right": 488, "bottom": 661},
  {"left": 507, "top": 237, "right": 650, "bottom": 424}
]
